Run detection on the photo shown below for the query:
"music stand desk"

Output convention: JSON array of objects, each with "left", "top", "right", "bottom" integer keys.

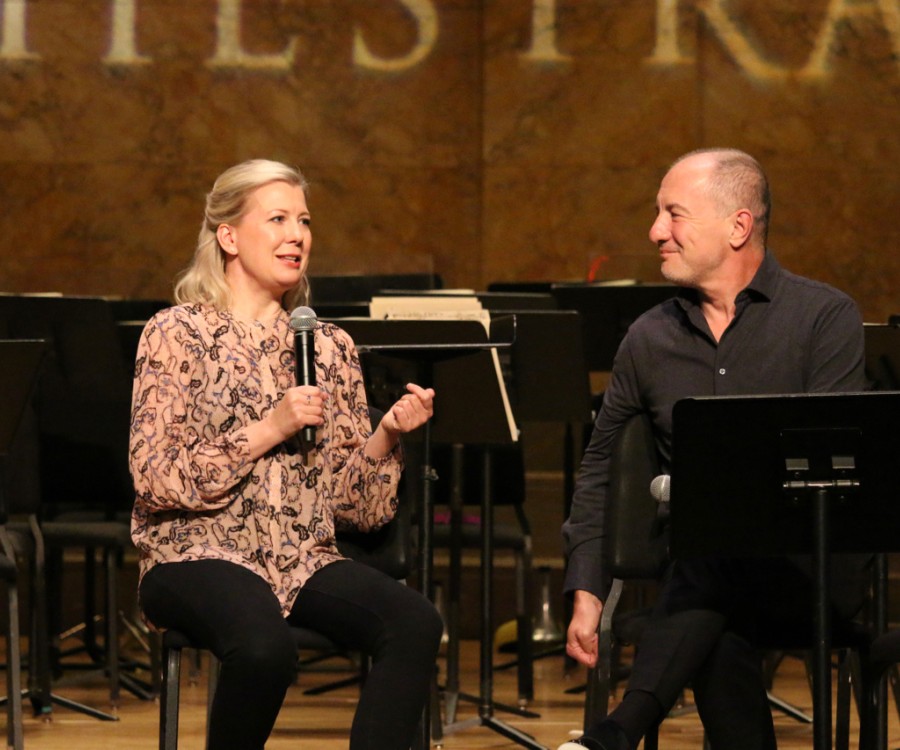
[
  {"left": 550, "top": 283, "right": 679, "bottom": 372},
  {"left": 670, "top": 391, "right": 900, "bottom": 750},
  {"left": 864, "top": 323, "right": 900, "bottom": 390}
]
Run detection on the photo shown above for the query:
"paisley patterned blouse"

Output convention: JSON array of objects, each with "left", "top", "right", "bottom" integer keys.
[{"left": 129, "top": 303, "right": 403, "bottom": 615}]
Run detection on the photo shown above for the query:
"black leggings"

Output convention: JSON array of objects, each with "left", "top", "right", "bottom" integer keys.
[{"left": 140, "top": 558, "right": 443, "bottom": 750}]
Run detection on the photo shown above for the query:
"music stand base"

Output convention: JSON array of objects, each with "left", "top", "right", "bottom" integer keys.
[
  {"left": 442, "top": 713, "right": 549, "bottom": 750},
  {"left": 0, "top": 690, "right": 118, "bottom": 722},
  {"left": 441, "top": 689, "right": 540, "bottom": 722}
]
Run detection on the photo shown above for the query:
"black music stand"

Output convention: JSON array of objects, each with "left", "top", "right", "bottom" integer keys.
[
  {"left": 0, "top": 339, "right": 120, "bottom": 722},
  {"left": 492, "top": 309, "right": 593, "bottom": 663},
  {"left": 865, "top": 323, "right": 900, "bottom": 390},
  {"left": 332, "top": 317, "right": 548, "bottom": 750},
  {"left": 549, "top": 283, "right": 678, "bottom": 372},
  {"left": 669, "top": 391, "right": 900, "bottom": 750},
  {"left": 435, "top": 309, "right": 595, "bottom": 722}
]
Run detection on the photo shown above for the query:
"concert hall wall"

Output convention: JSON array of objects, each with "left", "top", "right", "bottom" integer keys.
[{"left": 1, "top": 1, "right": 899, "bottom": 322}]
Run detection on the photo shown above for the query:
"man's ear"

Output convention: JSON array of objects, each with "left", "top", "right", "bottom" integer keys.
[
  {"left": 217, "top": 224, "right": 238, "bottom": 256},
  {"left": 729, "top": 208, "right": 754, "bottom": 249}
]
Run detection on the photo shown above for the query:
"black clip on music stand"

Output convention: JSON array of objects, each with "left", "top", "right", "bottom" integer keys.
[
  {"left": 669, "top": 391, "right": 900, "bottom": 750},
  {"left": 335, "top": 316, "right": 549, "bottom": 750},
  {"left": 0, "top": 339, "right": 120, "bottom": 726}
]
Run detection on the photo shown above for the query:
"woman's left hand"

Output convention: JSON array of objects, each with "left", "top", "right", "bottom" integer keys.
[{"left": 382, "top": 383, "right": 435, "bottom": 435}]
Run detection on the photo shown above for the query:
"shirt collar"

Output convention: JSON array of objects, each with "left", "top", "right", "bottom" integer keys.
[
  {"left": 674, "top": 249, "right": 778, "bottom": 313},
  {"left": 743, "top": 249, "right": 779, "bottom": 302}
]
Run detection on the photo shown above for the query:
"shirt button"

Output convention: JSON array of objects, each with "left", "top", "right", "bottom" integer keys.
[{"left": 718, "top": 368, "right": 726, "bottom": 375}]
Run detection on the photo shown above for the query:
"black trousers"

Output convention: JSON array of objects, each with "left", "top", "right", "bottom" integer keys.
[
  {"left": 625, "top": 554, "right": 872, "bottom": 750},
  {"left": 140, "top": 558, "right": 443, "bottom": 750}
]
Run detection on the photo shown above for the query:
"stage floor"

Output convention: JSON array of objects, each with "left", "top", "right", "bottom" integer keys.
[{"left": 5, "top": 636, "right": 893, "bottom": 749}]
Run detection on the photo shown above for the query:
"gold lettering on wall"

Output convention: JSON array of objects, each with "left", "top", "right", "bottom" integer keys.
[
  {"left": 802, "top": 0, "right": 900, "bottom": 77},
  {"left": 353, "top": 0, "right": 438, "bottom": 71},
  {"left": 697, "top": 0, "right": 790, "bottom": 79},
  {"left": 0, "top": 0, "right": 37, "bottom": 60},
  {"left": 2, "top": 0, "right": 900, "bottom": 80},
  {"left": 208, "top": 0, "right": 298, "bottom": 70},
  {"left": 648, "top": 0, "right": 900, "bottom": 80},
  {"left": 520, "top": 0, "right": 572, "bottom": 63},
  {"left": 103, "top": 0, "right": 151, "bottom": 65},
  {"left": 646, "top": 0, "right": 690, "bottom": 66}
]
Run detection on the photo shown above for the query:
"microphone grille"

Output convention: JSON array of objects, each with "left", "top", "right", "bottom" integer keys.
[
  {"left": 649, "top": 474, "right": 671, "bottom": 504},
  {"left": 289, "top": 306, "right": 318, "bottom": 332}
]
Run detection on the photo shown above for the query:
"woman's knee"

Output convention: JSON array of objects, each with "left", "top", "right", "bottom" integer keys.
[
  {"left": 223, "top": 628, "right": 298, "bottom": 685},
  {"left": 383, "top": 593, "right": 443, "bottom": 657}
]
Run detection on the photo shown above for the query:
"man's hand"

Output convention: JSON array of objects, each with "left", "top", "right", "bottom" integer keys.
[{"left": 566, "top": 589, "right": 603, "bottom": 668}]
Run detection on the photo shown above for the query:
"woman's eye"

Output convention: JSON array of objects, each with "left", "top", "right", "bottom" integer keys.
[{"left": 301, "top": 217, "right": 311, "bottom": 227}]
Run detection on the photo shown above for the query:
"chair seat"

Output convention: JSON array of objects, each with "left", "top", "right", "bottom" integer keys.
[
  {"left": 612, "top": 607, "right": 652, "bottom": 646},
  {"left": 163, "top": 625, "right": 338, "bottom": 655},
  {"left": 40, "top": 520, "right": 132, "bottom": 546},
  {"left": 431, "top": 519, "right": 526, "bottom": 550},
  {"left": 0, "top": 554, "right": 17, "bottom": 583},
  {"left": 868, "top": 628, "right": 900, "bottom": 669}
]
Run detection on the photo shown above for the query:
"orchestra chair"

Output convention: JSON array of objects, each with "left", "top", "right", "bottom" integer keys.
[
  {"left": 155, "top": 408, "right": 418, "bottom": 749},
  {"left": 859, "top": 623, "right": 900, "bottom": 750},
  {"left": 0, "top": 534, "right": 24, "bottom": 750},
  {"left": 0, "top": 295, "right": 145, "bottom": 706},
  {"left": 580, "top": 412, "right": 670, "bottom": 747},
  {"left": 579, "top": 413, "right": 870, "bottom": 750},
  {"left": 0, "top": 341, "right": 43, "bottom": 750}
]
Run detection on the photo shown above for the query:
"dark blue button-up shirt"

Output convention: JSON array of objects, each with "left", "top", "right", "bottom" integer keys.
[{"left": 563, "top": 251, "right": 867, "bottom": 598}]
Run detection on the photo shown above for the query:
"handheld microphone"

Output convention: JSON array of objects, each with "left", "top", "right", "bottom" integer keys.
[
  {"left": 289, "top": 306, "right": 318, "bottom": 446},
  {"left": 650, "top": 474, "right": 671, "bottom": 504}
]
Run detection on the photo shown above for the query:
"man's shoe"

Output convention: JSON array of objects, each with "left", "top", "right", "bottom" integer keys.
[
  {"left": 557, "top": 738, "right": 603, "bottom": 750},
  {"left": 557, "top": 722, "right": 630, "bottom": 750}
]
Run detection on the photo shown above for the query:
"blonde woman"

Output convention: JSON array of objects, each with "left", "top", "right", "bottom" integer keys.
[{"left": 130, "top": 159, "right": 440, "bottom": 750}]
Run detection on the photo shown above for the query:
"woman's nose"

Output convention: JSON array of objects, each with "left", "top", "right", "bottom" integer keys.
[{"left": 288, "top": 220, "right": 305, "bottom": 242}]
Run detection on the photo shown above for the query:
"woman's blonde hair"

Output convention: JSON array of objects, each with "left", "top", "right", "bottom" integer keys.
[{"left": 174, "top": 159, "right": 311, "bottom": 310}]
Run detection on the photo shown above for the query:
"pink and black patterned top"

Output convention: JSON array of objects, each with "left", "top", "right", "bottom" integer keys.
[{"left": 129, "top": 303, "right": 402, "bottom": 615}]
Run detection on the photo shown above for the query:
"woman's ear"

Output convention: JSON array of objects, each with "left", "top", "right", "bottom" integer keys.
[{"left": 217, "top": 224, "right": 239, "bottom": 256}]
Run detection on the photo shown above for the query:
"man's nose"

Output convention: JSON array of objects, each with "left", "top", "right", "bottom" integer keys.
[{"left": 649, "top": 216, "right": 668, "bottom": 243}]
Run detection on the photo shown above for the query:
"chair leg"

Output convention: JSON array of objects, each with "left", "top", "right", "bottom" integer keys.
[
  {"left": 514, "top": 544, "right": 534, "bottom": 704},
  {"left": 104, "top": 548, "right": 120, "bottom": 707},
  {"left": 148, "top": 631, "right": 162, "bottom": 696},
  {"left": 6, "top": 580, "right": 25, "bottom": 750},
  {"left": 835, "top": 649, "right": 852, "bottom": 750},
  {"left": 206, "top": 654, "right": 220, "bottom": 750},
  {"left": 160, "top": 645, "right": 181, "bottom": 750},
  {"left": 584, "top": 578, "right": 623, "bottom": 731}
]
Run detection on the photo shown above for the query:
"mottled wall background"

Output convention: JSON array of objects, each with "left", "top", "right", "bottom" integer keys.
[{"left": 1, "top": 0, "right": 899, "bottom": 321}]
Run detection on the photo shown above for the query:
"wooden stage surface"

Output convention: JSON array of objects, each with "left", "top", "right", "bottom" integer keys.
[{"left": 5, "top": 637, "right": 897, "bottom": 749}]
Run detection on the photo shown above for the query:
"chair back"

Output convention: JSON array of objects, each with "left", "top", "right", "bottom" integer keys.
[
  {"left": 429, "top": 442, "right": 526, "bottom": 509},
  {"left": 0, "top": 340, "right": 47, "bottom": 520},
  {"left": 606, "top": 412, "right": 668, "bottom": 580},
  {"left": 0, "top": 296, "right": 133, "bottom": 519}
]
